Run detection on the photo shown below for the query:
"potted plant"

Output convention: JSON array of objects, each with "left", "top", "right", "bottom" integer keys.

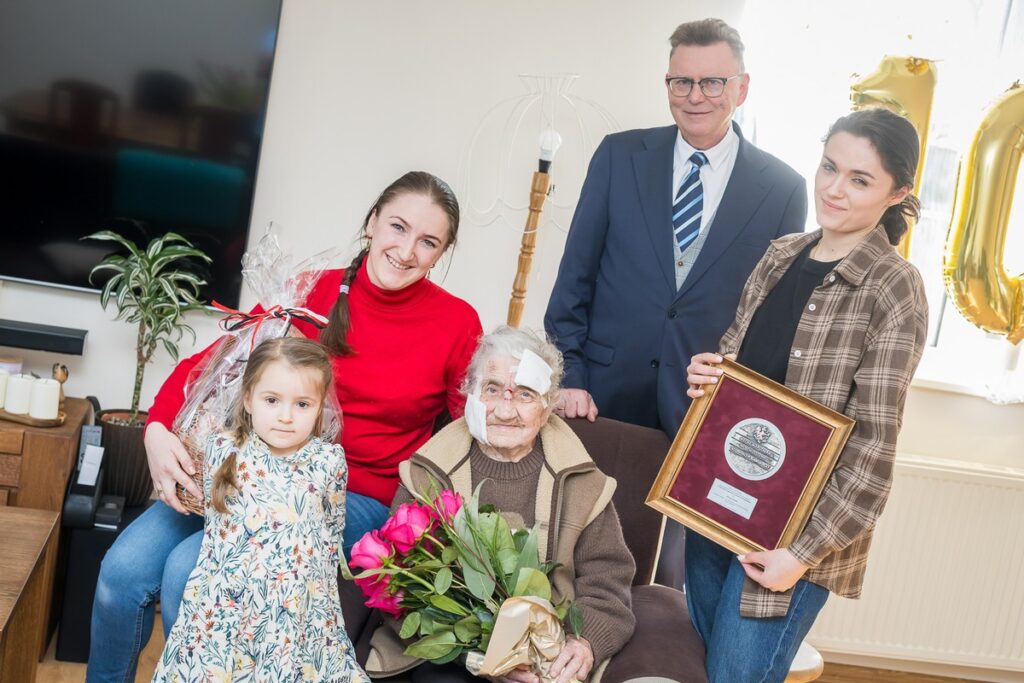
[{"left": 87, "top": 229, "right": 211, "bottom": 505}]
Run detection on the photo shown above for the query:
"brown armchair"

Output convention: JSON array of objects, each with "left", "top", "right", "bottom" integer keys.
[{"left": 339, "top": 416, "right": 708, "bottom": 682}]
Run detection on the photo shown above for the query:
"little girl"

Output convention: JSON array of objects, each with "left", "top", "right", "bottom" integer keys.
[{"left": 153, "top": 336, "right": 367, "bottom": 682}]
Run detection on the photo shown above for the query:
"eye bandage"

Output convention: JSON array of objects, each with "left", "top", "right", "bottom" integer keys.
[{"left": 513, "top": 349, "right": 552, "bottom": 396}]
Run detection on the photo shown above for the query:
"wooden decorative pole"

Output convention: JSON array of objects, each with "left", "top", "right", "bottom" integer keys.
[{"left": 507, "top": 128, "right": 561, "bottom": 327}]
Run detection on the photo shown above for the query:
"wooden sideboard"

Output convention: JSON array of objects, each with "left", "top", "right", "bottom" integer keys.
[
  {"left": 0, "top": 397, "right": 91, "bottom": 660},
  {"left": 0, "top": 507, "right": 59, "bottom": 682}
]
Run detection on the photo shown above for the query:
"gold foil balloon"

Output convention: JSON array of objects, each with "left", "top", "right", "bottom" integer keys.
[
  {"left": 943, "top": 82, "right": 1024, "bottom": 345},
  {"left": 850, "top": 56, "right": 937, "bottom": 258}
]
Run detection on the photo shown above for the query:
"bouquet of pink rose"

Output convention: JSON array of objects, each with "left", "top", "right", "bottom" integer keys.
[{"left": 347, "top": 485, "right": 581, "bottom": 671}]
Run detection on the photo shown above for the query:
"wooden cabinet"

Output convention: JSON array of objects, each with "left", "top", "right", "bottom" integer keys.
[
  {"left": 0, "top": 507, "right": 59, "bottom": 682},
  {"left": 0, "top": 397, "right": 91, "bottom": 661}
]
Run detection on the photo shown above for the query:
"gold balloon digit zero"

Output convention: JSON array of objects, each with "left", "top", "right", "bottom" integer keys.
[{"left": 943, "top": 83, "right": 1024, "bottom": 345}]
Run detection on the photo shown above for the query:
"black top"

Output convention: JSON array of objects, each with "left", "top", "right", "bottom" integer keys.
[{"left": 738, "top": 243, "right": 840, "bottom": 384}]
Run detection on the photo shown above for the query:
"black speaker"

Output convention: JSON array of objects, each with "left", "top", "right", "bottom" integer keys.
[
  {"left": 55, "top": 504, "right": 149, "bottom": 662},
  {"left": 0, "top": 318, "right": 88, "bottom": 355}
]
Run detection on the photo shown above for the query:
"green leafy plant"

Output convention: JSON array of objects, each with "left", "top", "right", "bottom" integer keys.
[{"left": 86, "top": 230, "right": 211, "bottom": 423}]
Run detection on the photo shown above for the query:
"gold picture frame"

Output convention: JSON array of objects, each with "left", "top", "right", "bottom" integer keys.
[{"left": 646, "top": 358, "right": 855, "bottom": 555}]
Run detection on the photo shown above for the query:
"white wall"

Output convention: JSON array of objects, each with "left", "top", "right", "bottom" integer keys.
[{"left": 0, "top": 0, "right": 743, "bottom": 411}]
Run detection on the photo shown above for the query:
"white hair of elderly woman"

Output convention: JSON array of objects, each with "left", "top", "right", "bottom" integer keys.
[{"left": 461, "top": 325, "right": 564, "bottom": 404}]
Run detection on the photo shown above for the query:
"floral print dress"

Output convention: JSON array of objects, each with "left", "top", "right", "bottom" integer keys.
[{"left": 153, "top": 434, "right": 368, "bottom": 683}]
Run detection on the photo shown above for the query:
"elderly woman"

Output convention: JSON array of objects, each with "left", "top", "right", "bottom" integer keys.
[{"left": 365, "top": 326, "right": 636, "bottom": 683}]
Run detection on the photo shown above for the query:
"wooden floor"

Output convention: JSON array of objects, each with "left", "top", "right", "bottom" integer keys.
[
  {"left": 34, "top": 626, "right": 980, "bottom": 683},
  {"left": 36, "top": 615, "right": 164, "bottom": 683}
]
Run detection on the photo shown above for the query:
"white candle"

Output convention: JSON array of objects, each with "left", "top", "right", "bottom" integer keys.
[
  {"left": 30, "top": 378, "right": 61, "bottom": 421},
  {"left": 5, "top": 374, "right": 35, "bottom": 415},
  {"left": 0, "top": 371, "right": 8, "bottom": 409}
]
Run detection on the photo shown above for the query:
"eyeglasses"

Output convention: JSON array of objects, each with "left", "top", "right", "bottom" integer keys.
[
  {"left": 665, "top": 74, "right": 743, "bottom": 98},
  {"left": 479, "top": 382, "right": 542, "bottom": 407}
]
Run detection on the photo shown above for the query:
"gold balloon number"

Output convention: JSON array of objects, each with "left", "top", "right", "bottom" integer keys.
[
  {"left": 943, "top": 84, "right": 1024, "bottom": 344},
  {"left": 851, "top": 57, "right": 1024, "bottom": 344},
  {"left": 850, "top": 56, "right": 937, "bottom": 258}
]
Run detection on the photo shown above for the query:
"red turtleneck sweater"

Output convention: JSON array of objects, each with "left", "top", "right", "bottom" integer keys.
[{"left": 147, "top": 261, "right": 482, "bottom": 504}]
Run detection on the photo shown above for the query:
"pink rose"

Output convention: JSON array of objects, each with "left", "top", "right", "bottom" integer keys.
[
  {"left": 380, "top": 502, "right": 433, "bottom": 554},
  {"left": 349, "top": 530, "right": 393, "bottom": 571},
  {"left": 433, "top": 489, "right": 463, "bottom": 523},
  {"left": 367, "top": 585, "right": 405, "bottom": 618},
  {"left": 356, "top": 574, "right": 405, "bottom": 617}
]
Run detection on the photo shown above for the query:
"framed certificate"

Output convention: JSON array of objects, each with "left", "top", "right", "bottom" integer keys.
[{"left": 646, "top": 358, "right": 854, "bottom": 555}]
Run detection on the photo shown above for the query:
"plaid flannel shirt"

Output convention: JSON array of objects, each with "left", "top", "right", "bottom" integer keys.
[{"left": 718, "top": 224, "right": 928, "bottom": 618}]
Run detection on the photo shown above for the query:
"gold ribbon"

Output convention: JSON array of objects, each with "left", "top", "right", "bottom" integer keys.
[{"left": 465, "top": 596, "right": 566, "bottom": 682}]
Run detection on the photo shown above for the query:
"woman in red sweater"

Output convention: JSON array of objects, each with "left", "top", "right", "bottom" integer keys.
[{"left": 87, "top": 171, "right": 483, "bottom": 682}]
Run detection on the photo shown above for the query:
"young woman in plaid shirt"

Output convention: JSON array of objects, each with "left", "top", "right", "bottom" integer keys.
[{"left": 685, "top": 108, "right": 929, "bottom": 682}]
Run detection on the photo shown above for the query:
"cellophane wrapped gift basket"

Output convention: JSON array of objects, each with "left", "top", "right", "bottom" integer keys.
[{"left": 172, "top": 227, "right": 342, "bottom": 514}]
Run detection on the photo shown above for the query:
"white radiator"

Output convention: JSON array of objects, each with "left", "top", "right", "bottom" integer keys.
[{"left": 808, "top": 454, "right": 1024, "bottom": 681}]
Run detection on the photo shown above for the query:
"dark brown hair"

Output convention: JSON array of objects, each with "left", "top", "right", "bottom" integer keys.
[
  {"left": 669, "top": 18, "right": 745, "bottom": 69},
  {"left": 211, "top": 336, "right": 334, "bottom": 513},
  {"left": 321, "top": 171, "right": 460, "bottom": 355},
  {"left": 824, "top": 108, "right": 922, "bottom": 246}
]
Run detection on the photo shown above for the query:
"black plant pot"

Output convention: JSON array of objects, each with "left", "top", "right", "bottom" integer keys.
[{"left": 97, "top": 409, "right": 153, "bottom": 506}]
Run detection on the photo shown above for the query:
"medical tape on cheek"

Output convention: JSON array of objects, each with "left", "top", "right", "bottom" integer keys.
[
  {"left": 465, "top": 388, "right": 490, "bottom": 446},
  {"left": 514, "top": 349, "right": 552, "bottom": 397}
]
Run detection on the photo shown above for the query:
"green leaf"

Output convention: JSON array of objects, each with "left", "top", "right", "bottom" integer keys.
[
  {"left": 453, "top": 615, "right": 482, "bottom": 643},
  {"left": 429, "top": 594, "right": 468, "bottom": 616},
  {"left": 434, "top": 567, "right": 453, "bottom": 595},
  {"left": 399, "top": 612, "right": 422, "bottom": 639},
  {"left": 568, "top": 603, "right": 583, "bottom": 638},
  {"left": 512, "top": 567, "right": 552, "bottom": 601},
  {"left": 429, "top": 646, "right": 464, "bottom": 665},
  {"left": 441, "top": 545, "right": 459, "bottom": 564},
  {"left": 419, "top": 612, "right": 435, "bottom": 635},
  {"left": 403, "top": 630, "right": 458, "bottom": 661},
  {"left": 461, "top": 559, "right": 495, "bottom": 603},
  {"left": 514, "top": 527, "right": 542, "bottom": 576}
]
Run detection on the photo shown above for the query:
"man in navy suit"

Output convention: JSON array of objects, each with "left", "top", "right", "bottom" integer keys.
[{"left": 544, "top": 18, "right": 806, "bottom": 586}]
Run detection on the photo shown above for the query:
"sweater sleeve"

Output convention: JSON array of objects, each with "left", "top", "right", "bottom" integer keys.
[
  {"left": 571, "top": 503, "right": 635, "bottom": 664},
  {"left": 444, "top": 309, "right": 482, "bottom": 419}
]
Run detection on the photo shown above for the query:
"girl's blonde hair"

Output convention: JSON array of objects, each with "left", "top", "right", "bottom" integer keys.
[{"left": 211, "top": 336, "right": 334, "bottom": 513}]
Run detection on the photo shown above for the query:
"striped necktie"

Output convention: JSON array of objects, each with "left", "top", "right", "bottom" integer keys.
[{"left": 673, "top": 151, "right": 708, "bottom": 252}]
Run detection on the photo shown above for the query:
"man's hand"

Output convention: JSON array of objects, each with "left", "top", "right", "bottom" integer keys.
[
  {"left": 738, "top": 548, "right": 809, "bottom": 592},
  {"left": 555, "top": 388, "right": 599, "bottom": 422}
]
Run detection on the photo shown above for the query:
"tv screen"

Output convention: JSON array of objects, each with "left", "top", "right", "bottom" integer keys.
[{"left": 0, "top": 0, "right": 282, "bottom": 307}]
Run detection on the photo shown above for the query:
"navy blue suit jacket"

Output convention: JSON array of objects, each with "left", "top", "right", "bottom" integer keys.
[{"left": 544, "top": 122, "right": 807, "bottom": 434}]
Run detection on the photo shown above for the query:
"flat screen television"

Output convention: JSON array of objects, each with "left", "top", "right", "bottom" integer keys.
[{"left": 0, "top": 0, "right": 283, "bottom": 307}]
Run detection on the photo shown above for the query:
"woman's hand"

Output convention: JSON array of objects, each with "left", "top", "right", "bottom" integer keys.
[
  {"left": 555, "top": 388, "right": 599, "bottom": 422},
  {"left": 738, "top": 548, "right": 809, "bottom": 592},
  {"left": 685, "top": 352, "right": 735, "bottom": 399},
  {"left": 144, "top": 422, "right": 203, "bottom": 514},
  {"left": 548, "top": 636, "right": 594, "bottom": 683}
]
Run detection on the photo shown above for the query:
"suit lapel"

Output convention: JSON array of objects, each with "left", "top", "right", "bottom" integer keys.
[
  {"left": 675, "top": 125, "right": 770, "bottom": 301},
  {"left": 632, "top": 126, "right": 677, "bottom": 292}
]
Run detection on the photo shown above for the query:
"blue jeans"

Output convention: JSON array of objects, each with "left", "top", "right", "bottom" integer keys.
[
  {"left": 684, "top": 531, "right": 829, "bottom": 683},
  {"left": 86, "top": 492, "right": 390, "bottom": 682}
]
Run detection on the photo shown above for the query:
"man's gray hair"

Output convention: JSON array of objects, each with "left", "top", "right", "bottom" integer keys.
[
  {"left": 669, "top": 18, "right": 745, "bottom": 70},
  {"left": 461, "top": 326, "right": 564, "bottom": 403}
]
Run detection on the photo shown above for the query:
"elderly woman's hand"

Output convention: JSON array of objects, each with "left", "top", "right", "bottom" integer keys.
[
  {"left": 145, "top": 422, "right": 203, "bottom": 514},
  {"left": 685, "top": 352, "right": 736, "bottom": 399},
  {"left": 548, "top": 636, "right": 594, "bottom": 683},
  {"left": 491, "top": 665, "right": 539, "bottom": 683}
]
